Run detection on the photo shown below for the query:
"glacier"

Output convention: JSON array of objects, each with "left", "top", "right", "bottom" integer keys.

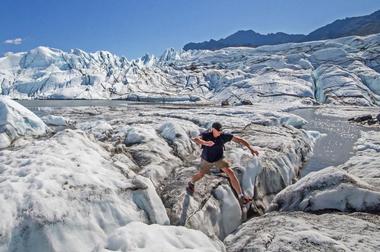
[
  {"left": 0, "top": 100, "right": 321, "bottom": 251},
  {"left": 225, "top": 114, "right": 380, "bottom": 251},
  {"left": 0, "top": 34, "right": 380, "bottom": 105},
  {"left": 0, "top": 96, "right": 49, "bottom": 148},
  {"left": 1, "top": 33, "right": 380, "bottom": 252}
]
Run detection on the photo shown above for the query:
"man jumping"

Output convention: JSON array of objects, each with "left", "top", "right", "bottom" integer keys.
[{"left": 186, "top": 122, "right": 259, "bottom": 204}]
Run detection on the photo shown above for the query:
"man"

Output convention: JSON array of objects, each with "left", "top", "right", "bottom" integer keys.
[{"left": 187, "top": 122, "right": 259, "bottom": 204}]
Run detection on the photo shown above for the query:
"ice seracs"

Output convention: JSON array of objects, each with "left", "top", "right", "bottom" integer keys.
[
  {"left": 0, "top": 96, "right": 48, "bottom": 148},
  {"left": 1, "top": 34, "right": 380, "bottom": 105}
]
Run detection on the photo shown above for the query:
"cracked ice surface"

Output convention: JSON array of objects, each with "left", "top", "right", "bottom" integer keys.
[
  {"left": 338, "top": 130, "right": 380, "bottom": 188},
  {"left": 268, "top": 124, "right": 380, "bottom": 213},
  {"left": 0, "top": 102, "right": 318, "bottom": 250},
  {"left": 269, "top": 166, "right": 380, "bottom": 212},
  {"left": 224, "top": 212, "right": 380, "bottom": 252},
  {"left": 0, "top": 129, "right": 170, "bottom": 252}
]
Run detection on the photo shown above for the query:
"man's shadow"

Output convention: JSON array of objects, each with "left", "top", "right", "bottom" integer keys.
[{"left": 179, "top": 193, "right": 191, "bottom": 226}]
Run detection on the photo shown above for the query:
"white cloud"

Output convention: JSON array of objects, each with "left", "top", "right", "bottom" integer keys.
[{"left": 4, "top": 38, "right": 23, "bottom": 45}]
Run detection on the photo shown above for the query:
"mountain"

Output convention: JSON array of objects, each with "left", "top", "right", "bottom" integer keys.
[
  {"left": 184, "top": 31, "right": 305, "bottom": 50},
  {"left": 306, "top": 10, "right": 380, "bottom": 41},
  {"left": 184, "top": 10, "right": 380, "bottom": 51},
  {"left": 1, "top": 34, "right": 380, "bottom": 106}
]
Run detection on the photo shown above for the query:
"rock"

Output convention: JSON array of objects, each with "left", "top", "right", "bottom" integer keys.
[
  {"left": 221, "top": 99, "right": 229, "bottom": 106},
  {"left": 240, "top": 100, "right": 253, "bottom": 105},
  {"left": 224, "top": 211, "right": 380, "bottom": 252},
  {"left": 377, "top": 113, "right": 380, "bottom": 122},
  {"left": 367, "top": 118, "right": 377, "bottom": 125},
  {"left": 356, "top": 114, "right": 373, "bottom": 122}
]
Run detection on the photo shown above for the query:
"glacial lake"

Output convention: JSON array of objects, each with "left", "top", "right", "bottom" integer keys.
[{"left": 292, "top": 108, "right": 379, "bottom": 177}]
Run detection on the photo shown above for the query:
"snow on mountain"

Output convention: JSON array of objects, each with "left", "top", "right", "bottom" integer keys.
[
  {"left": 1, "top": 34, "right": 380, "bottom": 105},
  {"left": 184, "top": 10, "right": 380, "bottom": 51}
]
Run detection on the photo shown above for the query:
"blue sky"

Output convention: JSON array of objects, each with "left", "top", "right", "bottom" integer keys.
[{"left": 1, "top": 0, "right": 380, "bottom": 59}]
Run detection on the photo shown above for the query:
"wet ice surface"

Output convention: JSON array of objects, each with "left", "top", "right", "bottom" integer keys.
[
  {"left": 291, "top": 107, "right": 380, "bottom": 177},
  {"left": 17, "top": 99, "right": 209, "bottom": 108}
]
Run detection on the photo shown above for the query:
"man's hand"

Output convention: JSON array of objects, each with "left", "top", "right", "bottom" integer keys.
[
  {"left": 203, "top": 141, "right": 215, "bottom": 147},
  {"left": 249, "top": 147, "right": 259, "bottom": 156}
]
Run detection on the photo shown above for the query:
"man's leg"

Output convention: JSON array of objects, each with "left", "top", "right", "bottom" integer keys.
[
  {"left": 187, "top": 159, "right": 211, "bottom": 194},
  {"left": 217, "top": 159, "right": 250, "bottom": 203},
  {"left": 220, "top": 166, "right": 242, "bottom": 196},
  {"left": 191, "top": 171, "right": 205, "bottom": 183},
  {"left": 192, "top": 159, "right": 211, "bottom": 183}
]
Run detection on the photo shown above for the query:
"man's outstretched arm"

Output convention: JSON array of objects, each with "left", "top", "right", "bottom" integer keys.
[
  {"left": 192, "top": 136, "right": 215, "bottom": 147},
  {"left": 232, "top": 136, "right": 259, "bottom": 156}
]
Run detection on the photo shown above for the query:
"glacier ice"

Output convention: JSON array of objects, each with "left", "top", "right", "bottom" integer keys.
[
  {"left": 0, "top": 96, "right": 48, "bottom": 148},
  {"left": 1, "top": 34, "right": 380, "bottom": 105}
]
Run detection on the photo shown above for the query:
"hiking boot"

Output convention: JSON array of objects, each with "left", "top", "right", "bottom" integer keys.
[{"left": 186, "top": 182, "right": 195, "bottom": 195}]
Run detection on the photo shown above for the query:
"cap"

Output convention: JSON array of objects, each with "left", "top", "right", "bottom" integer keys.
[{"left": 211, "top": 122, "right": 222, "bottom": 131}]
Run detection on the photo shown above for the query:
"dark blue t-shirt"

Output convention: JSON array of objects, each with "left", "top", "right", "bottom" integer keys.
[{"left": 200, "top": 131, "right": 234, "bottom": 162}]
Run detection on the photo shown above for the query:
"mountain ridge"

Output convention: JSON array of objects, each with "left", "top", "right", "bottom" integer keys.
[{"left": 184, "top": 10, "right": 380, "bottom": 51}]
